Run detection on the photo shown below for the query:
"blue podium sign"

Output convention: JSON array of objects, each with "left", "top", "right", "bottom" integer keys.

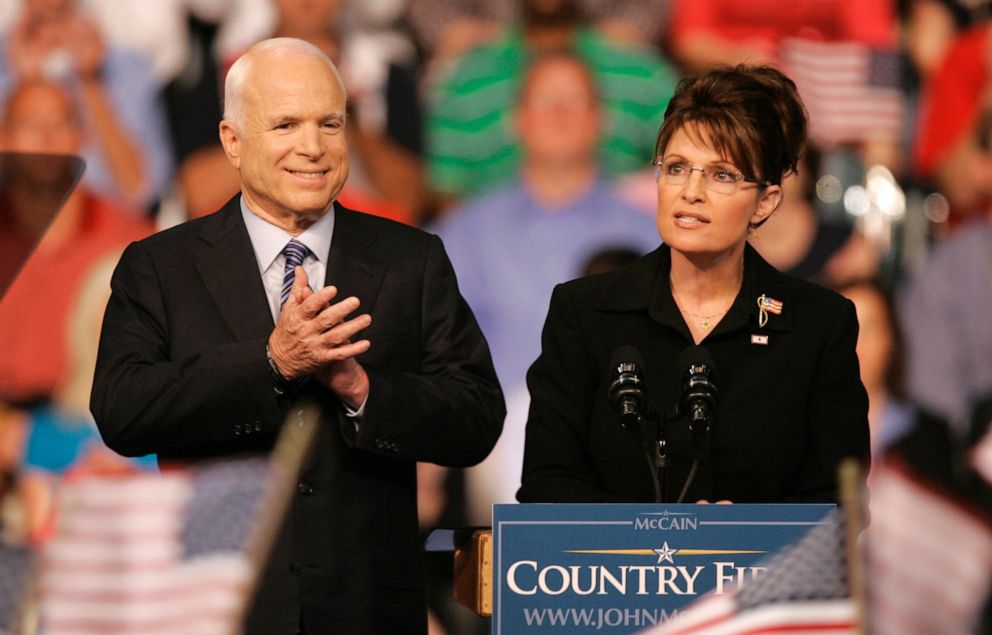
[{"left": 492, "top": 503, "right": 834, "bottom": 634}]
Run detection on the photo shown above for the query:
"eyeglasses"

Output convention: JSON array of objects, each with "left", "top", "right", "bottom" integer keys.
[{"left": 654, "top": 159, "right": 770, "bottom": 195}]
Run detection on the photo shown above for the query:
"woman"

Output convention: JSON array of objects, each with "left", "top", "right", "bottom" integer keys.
[
  {"left": 517, "top": 65, "right": 869, "bottom": 504},
  {"left": 832, "top": 279, "right": 914, "bottom": 464}
]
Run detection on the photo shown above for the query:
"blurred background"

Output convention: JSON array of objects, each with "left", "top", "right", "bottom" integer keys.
[{"left": 0, "top": 0, "right": 991, "bottom": 632}]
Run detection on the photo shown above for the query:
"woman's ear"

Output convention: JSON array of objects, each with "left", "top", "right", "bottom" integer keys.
[{"left": 751, "top": 184, "right": 783, "bottom": 226}]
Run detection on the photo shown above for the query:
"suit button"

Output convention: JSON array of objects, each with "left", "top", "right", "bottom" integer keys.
[
  {"left": 298, "top": 482, "right": 313, "bottom": 496},
  {"left": 233, "top": 423, "right": 241, "bottom": 436},
  {"left": 253, "top": 419, "right": 262, "bottom": 432},
  {"left": 374, "top": 439, "right": 384, "bottom": 450}
]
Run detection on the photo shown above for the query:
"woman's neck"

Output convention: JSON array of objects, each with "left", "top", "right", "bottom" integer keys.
[
  {"left": 668, "top": 247, "right": 745, "bottom": 343},
  {"left": 668, "top": 247, "right": 745, "bottom": 305}
]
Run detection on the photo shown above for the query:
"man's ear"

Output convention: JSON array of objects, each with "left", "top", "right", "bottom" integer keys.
[
  {"left": 751, "top": 184, "right": 783, "bottom": 226},
  {"left": 218, "top": 120, "right": 241, "bottom": 169}
]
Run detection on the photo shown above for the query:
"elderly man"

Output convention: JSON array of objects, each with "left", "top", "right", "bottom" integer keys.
[{"left": 91, "top": 37, "right": 504, "bottom": 635}]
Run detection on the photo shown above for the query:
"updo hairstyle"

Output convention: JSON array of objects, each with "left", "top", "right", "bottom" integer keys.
[{"left": 653, "top": 65, "right": 808, "bottom": 186}]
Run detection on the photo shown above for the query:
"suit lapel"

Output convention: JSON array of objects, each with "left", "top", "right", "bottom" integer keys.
[
  {"left": 593, "top": 246, "right": 687, "bottom": 333},
  {"left": 324, "top": 205, "right": 386, "bottom": 314},
  {"left": 594, "top": 246, "right": 662, "bottom": 314},
  {"left": 194, "top": 197, "right": 275, "bottom": 340}
]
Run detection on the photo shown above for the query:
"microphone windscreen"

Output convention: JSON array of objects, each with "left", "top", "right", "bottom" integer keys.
[
  {"left": 678, "top": 344, "right": 714, "bottom": 372},
  {"left": 610, "top": 344, "right": 643, "bottom": 370}
]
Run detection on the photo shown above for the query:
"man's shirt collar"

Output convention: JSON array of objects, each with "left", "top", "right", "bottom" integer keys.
[{"left": 240, "top": 196, "right": 336, "bottom": 274}]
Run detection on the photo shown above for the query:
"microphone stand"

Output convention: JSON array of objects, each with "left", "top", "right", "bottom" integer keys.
[
  {"left": 639, "top": 409, "right": 666, "bottom": 503},
  {"left": 675, "top": 407, "right": 712, "bottom": 504}
]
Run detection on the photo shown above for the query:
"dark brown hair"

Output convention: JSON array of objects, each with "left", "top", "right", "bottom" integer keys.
[{"left": 653, "top": 65, "right": 808, "bottom": 186}]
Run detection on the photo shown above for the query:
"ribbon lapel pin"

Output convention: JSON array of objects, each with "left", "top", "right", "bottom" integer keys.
[{"left": 756, "top": 294, "right": 783, "bottom": 328}]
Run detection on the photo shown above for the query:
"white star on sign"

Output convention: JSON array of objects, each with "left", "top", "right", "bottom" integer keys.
[{"left": 654, "top": 541, "right": 679, "bottom": 564}]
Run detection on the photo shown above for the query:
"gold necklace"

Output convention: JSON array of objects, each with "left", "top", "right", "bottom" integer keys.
[
  {"left": 669, "top": 266, "right": 742, "bottom": 330},
  {"left": 671, "top": 289, "right": 733, "bottom": 330},
  {"left": 682, "top": 308, "right": 727, "bottom": 329}
]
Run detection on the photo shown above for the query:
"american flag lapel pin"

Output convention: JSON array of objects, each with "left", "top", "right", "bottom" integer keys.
[{"left": 756, "top": 294, "right": 783, "bottom": 328}]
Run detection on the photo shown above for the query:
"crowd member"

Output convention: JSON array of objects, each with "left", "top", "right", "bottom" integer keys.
[
  {"left": 0, "top": 0, "right": 236, "bottom": 85},
  {"left": 903, "top": 0, "right": 992, "bottom": 82},
  {"left": 668, "top": 0, "right": 905, "bottom": 170},
  {"left": 15, "top": 252, "right": 156, "bottom": 544},
  {"left": 0, "top": 80, "right": 152, "bottom": 407},
  {"left": 899, "top": 209, "right": 992, "bottom": 438},
  {"left": 158, "top": 11, "right": 236, "bottom": 226},
  {"left": 913, "top": 21, "right": 992, "bottom": 227},
  {"left": 518, "top": 66, "right": 869, "bottom": 504},
  {"left": 90, "top": 38, "right": 503, "bottom": 634},
  {"left": 752, "top": 151, "right": 879, "bottom": 285},
  {"left": 0, "top": 0, "right": 172, "bottom": 210},
  {"left": 834, "top": 279, "right": 913, "bottom": 464},
  {"left": 426, "top": 0, "right": 677, "bottom": 206},
  {"left": 668, "top": 0, "right": 897, "bottom": 71},
  {"left": 409, "top": 0, "right": 670, "bottom": 67},
  {"left": 434, "top": 51, "right": 658, "bottom": 521}
]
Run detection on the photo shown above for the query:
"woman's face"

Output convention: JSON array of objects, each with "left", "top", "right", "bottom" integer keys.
[{"left": 655, "top": 126, "right": 781, "bottom": 262}]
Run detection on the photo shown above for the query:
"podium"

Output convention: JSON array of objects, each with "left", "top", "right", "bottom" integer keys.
[{"left": 446, "top": 503, "right": 834, "bottom": 634}]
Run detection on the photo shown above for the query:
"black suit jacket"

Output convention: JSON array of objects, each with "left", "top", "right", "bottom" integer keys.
[
  {"left": 518, "top": 244, "right": 869, "bottom": 504},
  {"left": 91, "top": 197, "right": 504, "bottom": 634}
]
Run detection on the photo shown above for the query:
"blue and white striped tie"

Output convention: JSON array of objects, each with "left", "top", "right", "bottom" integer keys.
[{"left": 280, "top": 239, "right": 310, "bottom": 311}]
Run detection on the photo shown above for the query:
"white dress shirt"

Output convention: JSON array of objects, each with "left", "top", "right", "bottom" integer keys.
[
  {"left": 240, "top": 197, "right": 334, "bottom": 323},
  {"left": 240, "top": 197, "right": 367, "bottom": 418}
]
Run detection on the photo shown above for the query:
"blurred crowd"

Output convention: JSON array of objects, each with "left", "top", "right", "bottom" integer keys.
[{"left": 0, "top": 0, "right": 990, "bottom": 632}]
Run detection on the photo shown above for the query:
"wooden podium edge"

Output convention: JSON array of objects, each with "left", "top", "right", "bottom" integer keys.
[{"left": 453, "top": 528, "right": 493, "bottom": 617}]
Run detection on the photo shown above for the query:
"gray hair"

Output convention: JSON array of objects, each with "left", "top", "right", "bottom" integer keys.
[{"left": 223, "top": 37, "right": 346, "bottom": 130}]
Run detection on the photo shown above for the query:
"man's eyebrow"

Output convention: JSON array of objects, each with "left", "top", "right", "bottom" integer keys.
[{"left": 269, "top": 114, "right": 299, "bottom": 125}]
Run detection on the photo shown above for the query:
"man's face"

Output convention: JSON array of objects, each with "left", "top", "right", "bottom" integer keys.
[
  {"left": 1, "top": 83, "right": 82, "bottom": 155},
  {"left": 220, "top": 54, "right": 349, "bottom": 229},
  {"left": 516, "top": 58, "right": 601, "bottom": 167}
]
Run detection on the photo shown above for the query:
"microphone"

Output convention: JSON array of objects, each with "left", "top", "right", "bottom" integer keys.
[
  {"left": 679, "top": 345, "right": 717, "bottom": 443},
  {"left": 607, "top": 345, "right": 645, "bottom": 432}
]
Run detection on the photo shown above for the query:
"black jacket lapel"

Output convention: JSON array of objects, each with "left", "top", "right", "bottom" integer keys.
[
  {"left": 324, "top": 205, "right": 386, "bottom": 314},
  {"left": 194, "top": 197, "right": 275, "bottom": 340}
]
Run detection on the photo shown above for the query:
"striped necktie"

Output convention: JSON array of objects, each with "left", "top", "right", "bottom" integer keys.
[{"left": 280, "top": 239, "right": 310, "bottom": 311}]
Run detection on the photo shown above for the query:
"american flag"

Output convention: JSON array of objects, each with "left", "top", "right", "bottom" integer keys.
[
  {"left": 779, "top": 38, "right": 905, "bottom": 147},
  {"left": 641, "top": 510, "right": 857, "bottom": 635},
  {"left": 36, "top": 457, "right": 270, "bottom": 635},
  {"left": 867, "top": 458, "right": 992, "bottom": 634},
  {"left": 0, "top": 539, "right": 35, "bottom": 635},
  {"left": 757, "top": 295, "right": 783, "bottom": 315}
]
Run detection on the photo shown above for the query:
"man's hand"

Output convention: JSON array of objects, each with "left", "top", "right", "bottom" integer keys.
[
  {"left": 67, "top": 14, "right": 106, "bottom": 79},
  {"left": 314, "top": 355, "right": 370, "bottom": 410},
  {"left": 267, "top": 267, "right": 372, "bottom": 398}
]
